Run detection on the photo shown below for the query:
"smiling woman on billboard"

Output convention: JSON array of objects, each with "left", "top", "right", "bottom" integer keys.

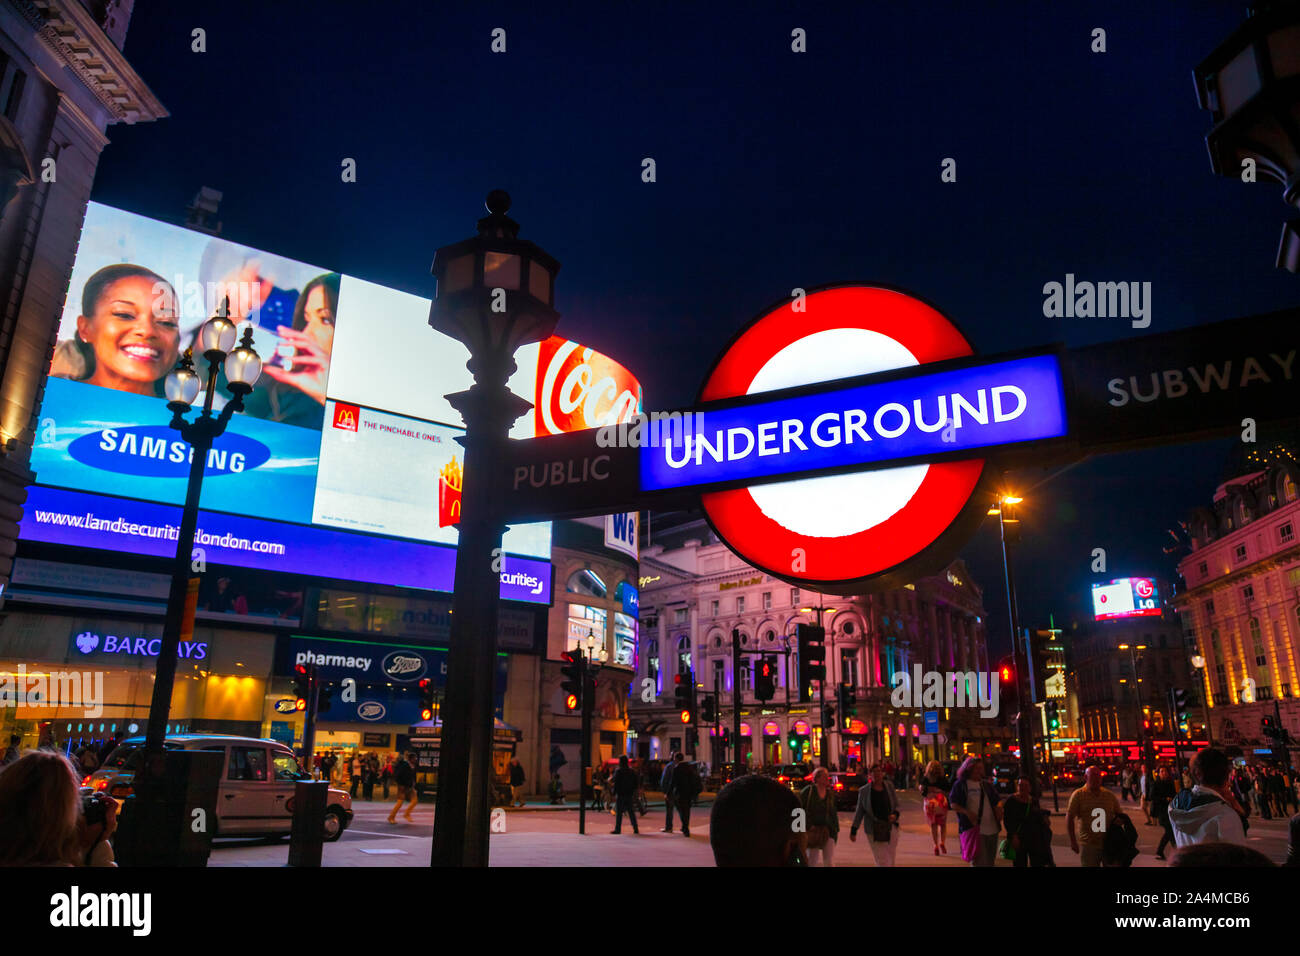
[{"left": 49, "top": 263, "right": 181, "bottom": 397}]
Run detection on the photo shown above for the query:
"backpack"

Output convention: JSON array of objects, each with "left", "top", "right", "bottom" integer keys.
[
  {"left": 674, "top": 762, "right": 700, "bottom": 797},
  {"left": 1102, "top": 812, "right": 1139, "bottom": 866}
]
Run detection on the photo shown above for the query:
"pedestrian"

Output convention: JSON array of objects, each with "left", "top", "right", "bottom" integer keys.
[
  {"left": 0, "top": 750, "right": 81, "bottom": 866},
  {"left": 610, "top": 755, "right": 640, "bottom": 834},
  {"left": 1101, "top": 810, "right": 1140, "bottom": 867},
  {"left": 1168, "top": 748, "right": 1248, "bottom": 848},
  {"left": 362, "top": 754, "right": 376, "bottom": 801},
  {"left": 798, "top": 767, "right": 840, "bottom": 866},
  {"left": 1066, "top": 765, "right": 1120, "bottom": 867},
  {"left": 387, "top": 752, "right": 418, "bottom": 824},
  {"left": 96, "top": 732, "right": 122, "bottom": 767},
  {"left": 918, "top": 759, "right": 950, "bottom": 856},
  {"left": 659, "top": 756, "right": 677, "bottom": 832},
  {"left": 1138, "top": 766, "right": 1153, "bottom": 825},
  {"left": 710, "top": 774, "right": 805, "bottom": 866},
  {"left": 380, "top": 755, "right": 392, "bottom": 799},
  {"left": 1119, "top": 765, "right": 1134, "bottom": 802},
  {"left": 1287, "top": 810, "right": 1299, "bottom": 867},
  {"left": 849, "top": 763, "right": 900, "bottom": 866},
  {"left": 349, "top": 753, "right": 361, "bottom": 797},
  {"left": 0, "top": 734, "right": 19, "bottom": 769},
  {"left": 949, "top": 756, "right": 1001, "bottom": 866},
  {"left": 509, "top": 756, "right": 526, "bottom": 807},
  {"left": 1001, "top": 776, "right": 1053, "bottom": 867},
  {"left": 320, "top": 751, "right": 336, "bottom": 785},
  {"left": 1149, "top": 766, "right": 1177, "bottom": 860},
  {"left": 1268, "top": 768, "right": 1287, "bottom": 819},
  {"left": 669, "top": 753, "right": 702, "bottom": 837}
]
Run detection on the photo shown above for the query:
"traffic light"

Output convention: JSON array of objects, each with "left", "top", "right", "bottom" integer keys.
[
  {"left": 1171, "top": 687, "right": 1189, "bottom": 735},
  {"left": 1142, "top": 706, "right": 1151, "bottom": 732},
  {"left": 754, "top": 657, "right": 777, "bottom": 703},
  {"left": 797, "top": 623, "right": 826, "bottom": 702},
  {"left": 316, "top": 683, "right": 332, "bottom": 714},
  {"left": 1261, "top": 715, "right": 1278, "bottom": 739},
  {"left": 560, "top": 650, "right": 585, "bottom": 703},
  {"left": 701, "top": 695, "right": 716, "bottom": 723},
  {"left": 822, "top": 702, "right": 836, "bottom": 729},
  {"left": 788, "top": 730, "right": 799, "bottom": 749},
  {"left": 997, "top": 657, "right": 1018, "bottom": 723},
  {"left": 1045, "top": 700, "right": 1060, "bottom": 733},
  {"left": 564, "top": 693, "right": 579, "bottom": 712},
  {"left": 292, "top": 664, "right": 309, "bottom": 712},
  {"left": 419, "top": 677, "right": 435, "bottom": 721},
  {"left": 674, "top": 668, "right": 695, "bottom": 721}
]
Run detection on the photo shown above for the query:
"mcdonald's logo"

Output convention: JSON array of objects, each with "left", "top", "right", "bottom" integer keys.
[{"left": 333, "top": 402, "right": 360, "bottom": 432}]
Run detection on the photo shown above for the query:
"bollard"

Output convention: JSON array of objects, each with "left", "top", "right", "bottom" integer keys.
[{"left": 287, "top": 780, "right": 329, "bottom": 867}]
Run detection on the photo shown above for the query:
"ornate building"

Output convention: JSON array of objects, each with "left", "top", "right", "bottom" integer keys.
[
  {"left": 1173, "top": 439, "right": 1300, "bottom": 759},
  {"left": 631, "top": 513, "right": 1002, "bottom": 771},
  {"left": 0, "top": 0, "right": 164, "bottom": 602}
]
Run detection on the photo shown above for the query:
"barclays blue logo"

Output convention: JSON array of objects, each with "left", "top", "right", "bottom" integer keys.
[{"left": 68, "top": 426, "right": 271, "bottom": 478}]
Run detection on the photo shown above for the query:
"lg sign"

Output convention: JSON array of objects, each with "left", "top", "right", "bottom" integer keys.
[{"left": 696, "top": 286, "right": 997, "bottom": 589}]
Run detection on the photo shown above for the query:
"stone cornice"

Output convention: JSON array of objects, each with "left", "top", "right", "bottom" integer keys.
[{"left": 12, "top": 0, "right": 167, "bottom": 124}]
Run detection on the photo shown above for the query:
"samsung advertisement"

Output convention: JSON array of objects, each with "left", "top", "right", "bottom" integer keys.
[{"left": 23, "top": 203, "right": 644, "bottom": 602}]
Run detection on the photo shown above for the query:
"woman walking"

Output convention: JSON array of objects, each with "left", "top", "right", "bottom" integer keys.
[
  {"left": 919, "top": 759, "right": 950, "bottom": 856},
  {"left": 850, "top": 764, "right": 901, "bottom": 866},
  {"left": 798, "top": 767, "right": 840, "bottom": 866},
  {"left": 949, "top": 756, "right": 1002, "bottom": 866}
]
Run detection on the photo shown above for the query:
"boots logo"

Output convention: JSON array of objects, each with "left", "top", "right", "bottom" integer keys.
[
  {"left": 332, "top": 402, "right": 360, "bottom": 432},
  {"left": 69, "top": 426, "right": 270, "bottom": 478},
  {"left": 357, "top": 701, "right": 386, "bottom": 721},
  {"left": 381, "top": 652, "right": 427, "bottom": 682}
]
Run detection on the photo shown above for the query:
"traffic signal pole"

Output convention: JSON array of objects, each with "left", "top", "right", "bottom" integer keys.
[
  {"left": 732, "top": 629, "right": 744, "bottom": 774},
  {"left": 302, "top": 664, "right": 319, "bottom": 776},
  {"left": 1000, "top": 505, "right": 1038, "bottom": 792},
  {"left": 579, "top": 650, "right": 591, "bottom": 836}
]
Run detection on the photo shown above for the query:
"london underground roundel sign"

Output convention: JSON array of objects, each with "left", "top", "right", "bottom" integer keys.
[{"left": 697, "top": 285, "right": 992, "bottom": 592}]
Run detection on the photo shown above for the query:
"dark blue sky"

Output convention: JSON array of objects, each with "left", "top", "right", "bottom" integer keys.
[{"left": 93, "top": 1, "right": 1295, "bottom": 655}]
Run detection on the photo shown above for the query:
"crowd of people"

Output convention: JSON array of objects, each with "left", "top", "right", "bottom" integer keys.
[{"left": 707, "top": 748, "right": 1300, "bottom": 868}]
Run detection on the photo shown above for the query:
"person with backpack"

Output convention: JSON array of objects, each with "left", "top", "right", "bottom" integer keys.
[
  {"left": 387, "top": 752, "right": 418, "bottom": 824},
  {"left": 668, "top": 753, "right": 701, "bottom": 837}
]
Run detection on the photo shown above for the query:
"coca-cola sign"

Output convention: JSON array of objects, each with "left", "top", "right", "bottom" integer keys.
[{"left": 535, "top": 337, "right": 641, "bottom": 436}]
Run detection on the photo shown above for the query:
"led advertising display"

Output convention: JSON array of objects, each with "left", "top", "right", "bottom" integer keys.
[
  {"left": 24, "top": 203, "right": 642, "bottom": 600},
  {"left": 1091, "top": 577, "right": 1162, "bottom": 620}
]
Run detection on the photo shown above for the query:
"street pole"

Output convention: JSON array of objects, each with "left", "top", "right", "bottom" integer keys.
[
  {"left": 713, "top": 671, "right": 721, "bottom": 768},
  {"left": 303, "top": 664, "right": 319, "bottom": 775},
  {"left": 579, "top": 649, "right": 591, "bottom": 836},
  {"left": 999, "top": 504, "right": 1038, "bottom": 790},
  {"left": 732, "top": 628, "right": 744, "bottom": 774}
]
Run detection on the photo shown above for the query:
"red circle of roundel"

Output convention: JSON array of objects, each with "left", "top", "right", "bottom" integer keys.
[{"left": 699, "top": 285, "right": 984, "bottom": 584}]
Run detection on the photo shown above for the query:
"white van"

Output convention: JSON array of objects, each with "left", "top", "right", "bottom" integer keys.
[{"left": 85, "top": 734, "right": 354, "bottom": 841}]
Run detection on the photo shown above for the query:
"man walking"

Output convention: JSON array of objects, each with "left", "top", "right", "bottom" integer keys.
[
  {"left": 1066, "top": 766, "right": 1120, "bottom": 867},
  {"left": 1149, "top": 766, "right": 1178, "bottom": 860},
  {"left": 387, "top": 752, "right": 418, "bottom": 824},
  {"left": 610, "top": 755, "right": 640, "bottom": 834},
  {"left": 659, "top": 757, "right": 677, "bottom": 832},
  {"left": 509, "top": 756, "right": 526, "bottom": 807},
  {"left": 669, "top": 753, "right": 702, "bottom": 837}
]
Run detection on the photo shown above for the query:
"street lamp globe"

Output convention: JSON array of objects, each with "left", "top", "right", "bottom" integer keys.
[
  {"left": 224, "top": 326, "right": 263, "bottom": 394},
  {"left": 1191, "top": 654, "right": 1206, "bottom": 670},
  {"left": 164, "top": 356, "right": 201, "bottom": 408},
  {"left": 199, "top": 313, "right": 238, "bottom": 358}
]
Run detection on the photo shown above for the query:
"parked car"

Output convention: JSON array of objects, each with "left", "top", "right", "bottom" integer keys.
[{"left": 84, "top": 734, "right": 354, "bottom": 841}]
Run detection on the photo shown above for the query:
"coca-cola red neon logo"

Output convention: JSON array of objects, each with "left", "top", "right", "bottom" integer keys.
[{"left": 534, "top": 336, "right": 641, "bottom": 436}]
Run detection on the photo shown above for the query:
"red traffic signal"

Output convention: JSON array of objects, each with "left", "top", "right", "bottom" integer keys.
[
  {"left": 294, "top": 663, "right": 308, "bottom": 676},
  {"left": 421, "top": 708, "right": 433, "bottom": 721},
  {"left": 294, "top": 697, "right": 306, "bottom": 712},
  {"left": 999, "top": 663, "right": 1013, "bottom": 683},
  {"left": 680, "top": 709, "right": 691, "bottom": 724},
  {"left": 565, "top": 693, "right": 579, "bottom": 712}
]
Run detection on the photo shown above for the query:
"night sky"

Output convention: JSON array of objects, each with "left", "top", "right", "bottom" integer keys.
[{"left": 90, "top": 2, "right": 1296, "bottom": 657}]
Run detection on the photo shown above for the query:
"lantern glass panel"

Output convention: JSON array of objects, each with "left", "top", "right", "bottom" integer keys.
[
  {"left": 528, "top": 261, "right": 551, "bottom": 304},
  {"left": 441, "top": 253, "right": 475, "bottom": 294},
  {"left": 483, "top": 252, "right": 521, "bottom": 290}
]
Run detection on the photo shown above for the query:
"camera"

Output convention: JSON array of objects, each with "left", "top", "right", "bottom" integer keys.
[{"left": 82, "top": 790, "right": 113, "bottom": 826}]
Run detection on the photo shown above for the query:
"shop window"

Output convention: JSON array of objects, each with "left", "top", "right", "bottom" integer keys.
[
  {"left": 613, "top": 612, "right": 636, "bottom": 667},
  {"left": 567, "top": 568, "right": 607, "bottom": 600}
]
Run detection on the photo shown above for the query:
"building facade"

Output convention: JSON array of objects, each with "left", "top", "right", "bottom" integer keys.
[
  {"left": 0, "top": 0, "right": 164, "bottom": 600},
  {"left": 631, "top": 514, "right": 1001, "bottom": 772},
  {"left": 1173, "top": 441, "right": 1300, "bottom": 760}
]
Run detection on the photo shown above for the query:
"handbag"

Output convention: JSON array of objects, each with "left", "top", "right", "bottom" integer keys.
[
  {"left": 807, "top": 825, "right": 830, "bottom": 849},
  {"left": 998, "top": 797, "right": 1025, "bottom": 861}
]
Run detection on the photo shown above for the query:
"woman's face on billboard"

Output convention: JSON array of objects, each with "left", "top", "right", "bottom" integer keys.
[
  {"left": 301, "top": 284, "right": 335, "bottom": 355},
  {"left": 76, "top": 276, "right": 180, "bottom": 393}
]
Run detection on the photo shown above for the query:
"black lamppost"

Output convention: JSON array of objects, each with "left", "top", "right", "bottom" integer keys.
[
  {"left": 428, "top": 191, "right": 560, "bottom": 867},
  {"left": 1194, "top": 2, "right": 1300, "bottom": 270},
  {"left": 141, "top": 304, "right": 262, "bottom": 773},
  {"left": 989, "top": 492, "right": 1038, "bottom": 789},
  {"left": 1118, "top": 642, "right": 1154, "bottom": 781},
  {"left": 1190, "top": 653, "right": 1217, "bottom": 746}
]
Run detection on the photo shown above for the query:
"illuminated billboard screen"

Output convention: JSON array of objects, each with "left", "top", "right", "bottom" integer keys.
[
  {"left": 22, "top": 203, "right": 643, "bottom": 602},
  {"left": 1091, "top": 577, "right": 1161, "bottom": 620}
]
